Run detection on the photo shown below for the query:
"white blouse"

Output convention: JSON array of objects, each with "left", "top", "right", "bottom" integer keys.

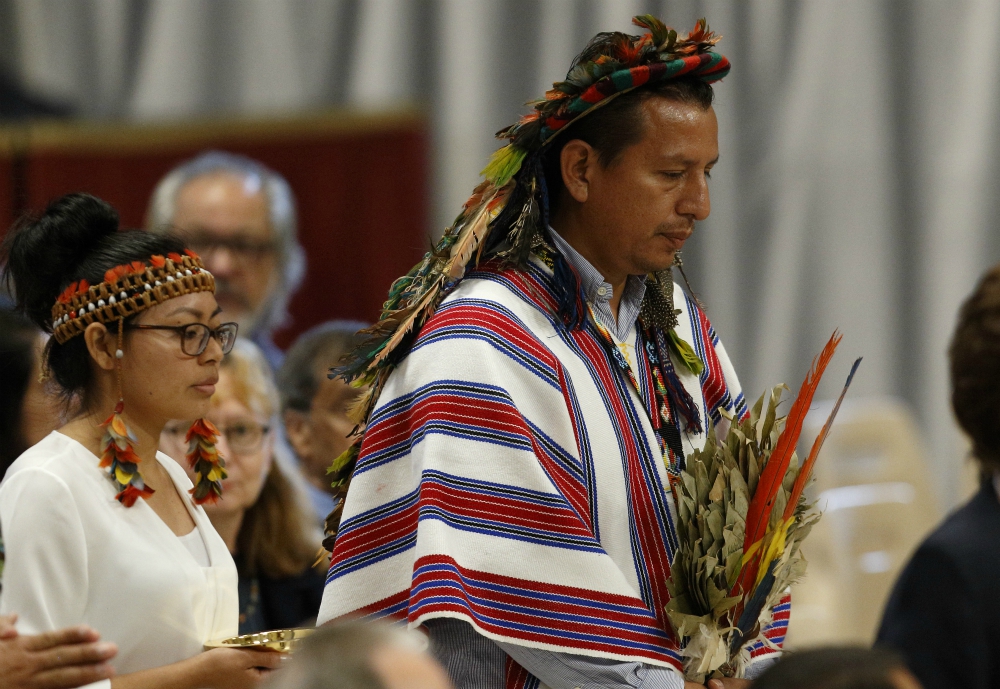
[{"left": 0, "top": 431, "right": 238, "bottom": 687}]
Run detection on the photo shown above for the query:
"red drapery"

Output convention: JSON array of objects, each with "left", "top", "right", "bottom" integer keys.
[{"left": 0, "top": 110, "right": 429, "bottom": 349}]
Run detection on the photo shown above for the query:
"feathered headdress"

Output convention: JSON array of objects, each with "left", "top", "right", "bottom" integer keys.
[{"left": 323, "top": 16, "right": 731, "bottom": 542}]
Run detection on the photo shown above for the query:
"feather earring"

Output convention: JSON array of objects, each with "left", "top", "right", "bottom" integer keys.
[
  {"left": 98, "top": 318, "right": 155, "bottom": 507},
  {"left": 185, "top": 418, "right": 226, "bottom": 505}
]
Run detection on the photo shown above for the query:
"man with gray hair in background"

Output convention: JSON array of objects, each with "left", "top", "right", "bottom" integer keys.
[{"left": 146, "top": 151, "right": 306, "bottom": 369}]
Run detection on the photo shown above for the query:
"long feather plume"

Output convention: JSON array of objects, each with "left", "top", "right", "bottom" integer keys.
[
  {"left": 362, "top": 187, "right": 504, "bottom": 375},
  {"left": 782, "top": 356, "right": 862, "bottom": 519},
  {"left": 734, "top": 331, "right": 841, "bottom": 597}
]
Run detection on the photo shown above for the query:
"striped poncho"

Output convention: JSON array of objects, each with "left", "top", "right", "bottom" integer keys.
[{"left": 317, "top": 257, "right": 788, "bottom": 681}]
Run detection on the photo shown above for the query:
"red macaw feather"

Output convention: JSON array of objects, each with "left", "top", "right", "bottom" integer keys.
[
  {"left": 98, "top": 449, "right": 114, "bottom": 468},
  {"left": 734, "top": 331, "right": 841, "bottom": 595},
  {"left": 193, "top": 492, "right": 220, "bottom": 505},
  {"left": 167, "top": 252, "right": 184, "bottom": 263},
  {"left": 150, "top": 255, "right": 166, "bottom": 268},
  {"left": 183, "top": 248, "right": 199, "bottom": 260},
  {"left": 57, "top": 281, "right": 79, "bottom": 304},
  {"left": 612, "top": 34, "right": 643, "bottom": 65},
  {"left": 783, "top": 356, "right": 862, "bottom": 520},
  {"left": 185, "top": 418, "right": 220, "bottom": 442},
  {"left": 115, "top": 444, "right": 142, "bottom": 466},
  {"left": 117, "top": 483, "right": 154, "bottom": 508}
]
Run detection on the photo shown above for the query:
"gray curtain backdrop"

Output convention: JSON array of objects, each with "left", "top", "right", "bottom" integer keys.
[{"left": 3, "top": 0, "right": 997, "bottom": 507}]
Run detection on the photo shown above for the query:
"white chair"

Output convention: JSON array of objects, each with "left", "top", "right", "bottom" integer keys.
[{"left": 782, "top": 397, "right": 942, "bottom": 647}]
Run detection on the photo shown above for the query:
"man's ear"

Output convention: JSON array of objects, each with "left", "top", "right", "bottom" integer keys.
[
  {"left": 283, "top": 409, "right": 313, "bottom": 460},
  {"left": 560, "top": 139, "right": 596, "bottom": 204},
  {"left": 83, "top": 322, "right": 117, "bottom": 372}
]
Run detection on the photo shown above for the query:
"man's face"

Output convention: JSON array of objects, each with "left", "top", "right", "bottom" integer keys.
[
  {"left": 171, "top": 172, "right": 277, "bottom": 331},
  {"left": 574, "top": 98, "right": 718, "bottom": 277},
  {"left": 284, "top": 365, "right": 362, "bottom": 491}
]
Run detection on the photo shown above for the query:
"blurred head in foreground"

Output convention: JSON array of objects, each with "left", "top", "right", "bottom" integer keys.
[
  {"left": 0, "top": 309, "right": 64, "bottom": 477},
  {"left": 279, "top": 321, "right": 368, "bottom": 509},
  {"left": 146, "top": 151, "right": 305, "bottom": 349},
  {"left": 753, "top": 647, "right": 921, "bottom": 689},
  {"left": 266, "top": 621, "right": 453, "bottom": 689}
]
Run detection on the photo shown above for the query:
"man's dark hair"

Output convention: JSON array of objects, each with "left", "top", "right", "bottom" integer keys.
[
  {"left": 950, "top": 263, "right": 1000, "bottom": 475},
  {"left": 279, "top": 320, "right": 369, "bottom": 413},
  {"left": 541, "top": 75, "right": 714, "bottom": 213},
  {"left": 752, "top": 647, "right": 909, "bottom": 689}
]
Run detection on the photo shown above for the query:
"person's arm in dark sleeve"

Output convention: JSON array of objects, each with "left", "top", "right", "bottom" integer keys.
[{"left": 876, "top": 542, "right": 987, "bottom": 689}]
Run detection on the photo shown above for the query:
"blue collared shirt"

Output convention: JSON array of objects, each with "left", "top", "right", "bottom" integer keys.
[{"left": 548, "top": 228, "right": 647, "bottom": 342}]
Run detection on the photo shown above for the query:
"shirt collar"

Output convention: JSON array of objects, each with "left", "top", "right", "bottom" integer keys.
[{"left": 548, "top": 227, "right": 647, "bottom": 337}]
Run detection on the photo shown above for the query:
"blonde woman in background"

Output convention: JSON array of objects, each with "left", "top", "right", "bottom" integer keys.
[{"left": 162, "top": 340, "right": 325, "bottom": 634}]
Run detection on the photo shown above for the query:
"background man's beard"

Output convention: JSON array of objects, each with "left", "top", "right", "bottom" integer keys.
[
  {"left": 214, "top": 279, "right": 258, "bottom": 332},
  {"left": 215, "top": 270, "right": 285, "bottom": 337}
]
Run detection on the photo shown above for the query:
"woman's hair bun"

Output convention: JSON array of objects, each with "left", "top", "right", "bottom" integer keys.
[{"left": 2, "top": 193, "right": 120, "bottom": 329}]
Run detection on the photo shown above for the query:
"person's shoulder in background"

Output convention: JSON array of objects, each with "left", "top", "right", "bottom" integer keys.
[
  {"left": 876, "top": 480, "right": 1000, "bottom": 689},
  {"left": 258, "top": 563, "right": 326, "bottom": 630}
]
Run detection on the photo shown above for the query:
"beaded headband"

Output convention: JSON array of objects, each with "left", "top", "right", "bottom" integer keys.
[{"left": 51, "top": 250, "right": 215, "bottom": 343}]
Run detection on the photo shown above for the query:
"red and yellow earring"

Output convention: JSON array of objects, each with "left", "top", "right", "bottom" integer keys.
[
  {"left": 186, "top": 419, "right": 226, "bottom": 505},
  {"left": 99, "top": 318, "right": 155, "bottom": 507}
]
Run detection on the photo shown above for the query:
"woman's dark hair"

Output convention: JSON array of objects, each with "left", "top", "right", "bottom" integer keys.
[
  {"left": 542, "top": 75, "right": 715, "bottom": 213},
  {"left": 0, "top": 309, "right": 40, "bottom": 475},
  {"left": 1, "top": 193, "right": 186, "bottom": 404},
  {"left": 950, "top": 263, "right": 1000, "bottom": 475},
  {"left": 753, "top": 647, "right": 907, "bottom": 689}
]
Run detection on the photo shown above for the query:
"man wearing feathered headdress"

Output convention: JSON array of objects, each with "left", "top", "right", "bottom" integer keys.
[{"left": 317, "top": 17, "right": 786, "bottom": 689}]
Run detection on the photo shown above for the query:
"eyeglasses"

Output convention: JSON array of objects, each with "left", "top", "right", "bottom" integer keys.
[
  {"left": 126, "top": 322, "right": 238, "bottom": 356},
  {"left": 164, "top": 420, "right": 270, "bottom": 455},
  {"left": 186, "top": 235, "right": 278, "bottom": 260}
]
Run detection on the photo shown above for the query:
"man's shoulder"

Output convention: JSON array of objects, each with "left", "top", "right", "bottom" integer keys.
[{"left": 431, "top": 263, "right": 551, "bottom": 327}]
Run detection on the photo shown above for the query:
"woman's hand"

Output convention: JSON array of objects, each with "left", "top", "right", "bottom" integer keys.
[
  {"left": 0, "top": 614, "right": 118, "bottom": 689},
  {"left": 195, "top": 647, "right": 284, "bottom": 689}
]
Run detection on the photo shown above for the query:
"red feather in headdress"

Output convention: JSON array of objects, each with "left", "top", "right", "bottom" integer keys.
[{"left": 57, "top": 281, "right": 79, "bottom": 304}]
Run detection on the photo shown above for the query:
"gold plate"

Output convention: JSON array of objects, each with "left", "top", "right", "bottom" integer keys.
[{"left": 204, "top": 628, "right": 315, "bottom": 653}]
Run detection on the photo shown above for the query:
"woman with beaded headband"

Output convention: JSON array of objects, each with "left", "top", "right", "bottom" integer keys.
[
  {"left": 318, "top": 16, "right": 784, "bottom": 689},
  {"left": 0, "top": 193, "right": 281, "bottom": 689}
]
